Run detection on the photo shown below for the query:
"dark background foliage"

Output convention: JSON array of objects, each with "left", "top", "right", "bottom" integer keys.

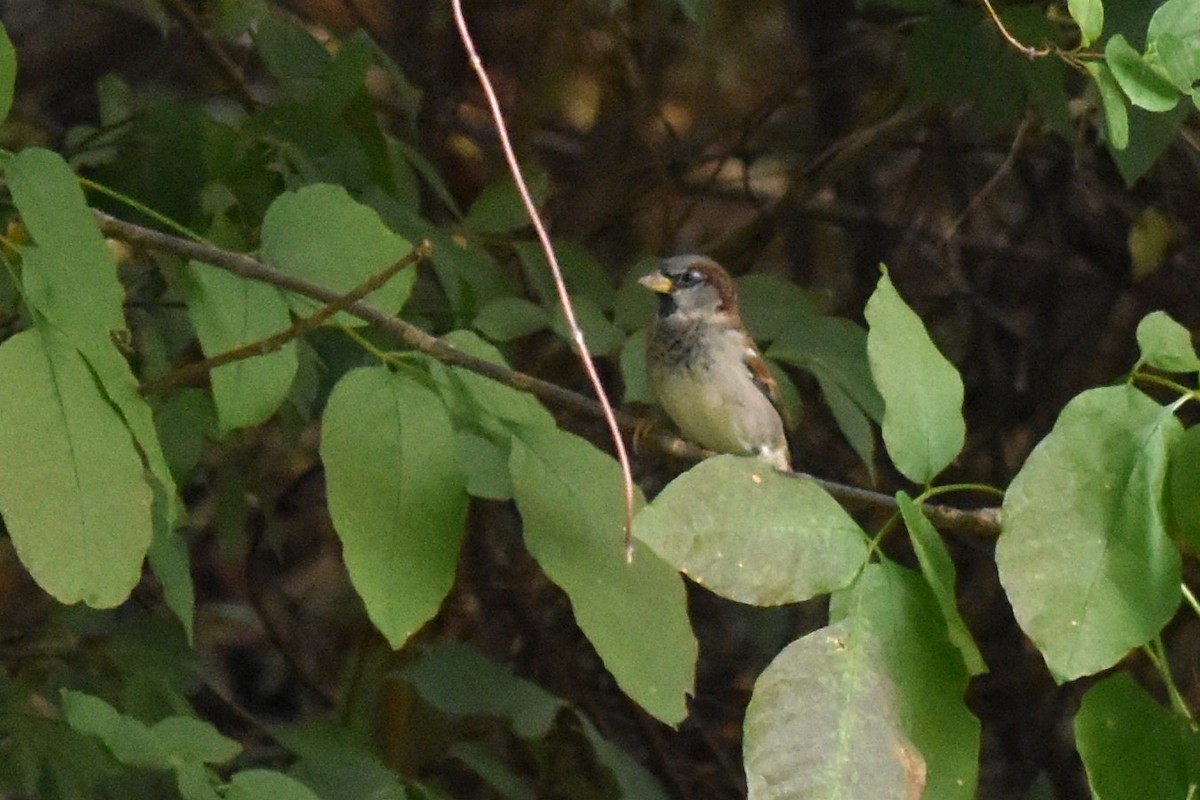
[{"left": 1, "top": 0, "right": 1198, "bottom": 798}]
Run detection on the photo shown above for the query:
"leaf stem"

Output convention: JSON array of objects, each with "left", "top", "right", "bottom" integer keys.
[
  {"left": 1142, "top": 638, "right": 1194, "bottom": 723},
  {"left": 921, "top": 482, "right": 1006, "bottom": 502},
  {"left": 80, "top": 178, "right": 207, "bottom": 243},
  {"left": 1182, "top": 583, "right": 1200, "bottom": 619}
]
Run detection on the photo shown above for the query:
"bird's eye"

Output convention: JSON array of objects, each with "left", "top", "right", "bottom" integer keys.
[{"left": 676, "top": 268, "right": 704, "bottom": 288}]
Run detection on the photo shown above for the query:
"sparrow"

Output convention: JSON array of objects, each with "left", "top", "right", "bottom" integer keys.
[{"left": 640, "top": 255, "right": 791, "bottom": 471}]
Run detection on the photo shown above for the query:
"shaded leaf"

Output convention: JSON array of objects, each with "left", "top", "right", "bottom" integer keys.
[
  {"left": 1075, "top": 673, "right": 1192, "bottom": 800},
  {"left": 636, "top": 456, "right": 868, "bottom": 606},
  {"left": 61, "top": 691, "right": 167, "bottom": 770},
  {"left": 226, "top": 770, "right": 322, "bottom": 800},
  {"left": 465, "top": 172, "right": 550, "bottom": 235},
  {"left": 151, "top": 716, "right": 241, "bottom": 765},
  {"left": 896, "top": 493, "right": 986, "bottom": 676},
  {"left": 1167, "top": 424, "right": 1200, "bottom": 553},
  {"left": 830, "top": 562, "right": 980, "bottom": 800},
  {"left": 0, "top": 22, "right": 15, "bottom": 126},
  {"left": 997, "top": 385, "right": 1182, "bottom": 681},
  {"left": 514, "top": 239, "right": 615, "bottom": 310},
  {"left": 865, "top": 271, "right": 965, "bottom": 484},
  {"left": 320, "top": 367, "right": 468, "bottom": 648},
  {"left": 510, "top": 430, "right": 695, "bottom": 725},
  {"left": 473, "top": 296, "right": 550, "bottom": 342},
  {"left": 1108, "top": 102, "right": 1189, "bottom": 185},
  {"left": 428, "top": 330, "right": 558, "bottom": 436},
  {"left": 743, "top": 620, "right": 925, "bottom": 800}
]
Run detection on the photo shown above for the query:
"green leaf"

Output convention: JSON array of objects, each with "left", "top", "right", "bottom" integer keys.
[
  {"left": 509, "top": 430, "right": 696, "bottom": 725},
  {"left": 1148, "top": 32, "right": 1200, "bottom": 93},
  {"left": 1075, "top": 673, "right": 1192, "bottom": 800},
  {"left": 406, "top": 644, "right": 668, "bottom": 800},
  {"left": 1147, "top": 0, "right": 1200, "bottom": 90},
  {"left": 1136, "top": 311, "right": 1200, "bottom": 373},
  {"left": 1109, "top": 102, "right": 1189, "bottom": 185},
  {"left": 818, "top": 376, "right": 878, "bottom": 479},
  {"left": 864, "top": 271, "right": 965, "bottom": 484},
  {"left": 183, "top": 262, "right": 298, "bottom": 432},
  {"left": 260, "top": 184, "right": 415, "bottom": 325},
  {"left": 320, "top": 367, "right": 468, "bottom": 648},
  {"left": 61, "top": 691, "right": 167, "bottom": 770},
  {"left": 896, "top": 493, "right": 986, "bottom": 675},
  {"left": 1087, "top": 62, "right": 1131, "bottom": 150},
  {"left": 769, "top": 316, "right": 883, "bottom": 421},
  {"left": 255, "top": 11, "right": 330, "bottom": 84},
  {"left": 151, "top": 716, "right": 241, "bottom": 764},
  {"left": 830, "top": 562, "right": 980, "bottom": 800},
  {"left": 1167, "top": 424, "right": 1200, "bottom": 553},
  {"left": 176, "top": 762, "right": 222, "bottom": 800},
  {"left": 0, "top": 328, "right": 153, "bottom": 607},
  {"left": 0, "top": 23, "right": 15, "bottom": 126},
  {"left": 6, "top": 147, "right": 185, "bottom": 617},
  {"left": 1069, "top": 0, "right": 1104, "bottom": 46},
  {"left": 907, "top": 7, "right": 1026, "bottom": 134},
  {"left": 769, "top": 314, "right": 883, "bottom": 476},
  {"left": 735, "top": 274, "right": 822, "bottom": 343},
  {"left": 996, "top": 385, "right": 1182, "bottom": 681},
  {"left": 276, "top": 725, "right": 410, "bottom": 800},
  {"left": 547, "top": 296, "right": 626, "bottom": 357},
  {"left": 147, "top": 517, "right": 196, "bottom": 644},
  {"left": 635, "top": 455, "right": 869, "bottom": 605},
  {"left": 513, "top": 239, "right": 615, "bottom": 310},
  {"left": 8, "top": 149, "right": 126, "bottom": 344},
  {"left": 427, "top": 330, "right": 558, "bottom": 436},
  {"left": 465, "top": 172, "right": 549, "bottom": 235},
  {"left": 1107, "top": 34, "right": 1182, "bottom": 112},
  {"left": 619, "top": 328, "right": 654, "bottom": 405},
  {"left": 155, "top": 389, "right": 216, "bottom": 480},
  {"left": 743, "top": 620, "right": 926, "bottom": 800},
  {"left": 226, "top": 769, "right": 322, "bottom": 800},
  {"left": 473, "top": 297, "right": 550, "bottom": 342},
  {"left": 456, "top": 432, "right": 514, "bottom": 500}
]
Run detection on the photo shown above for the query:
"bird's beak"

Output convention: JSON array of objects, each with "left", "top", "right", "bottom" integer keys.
[{"left": 638, "top": 271, "right": 673, "bottom": 294}]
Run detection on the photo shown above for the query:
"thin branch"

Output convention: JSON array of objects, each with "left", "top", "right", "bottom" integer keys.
[
  {"left": 980, "top": 0, "right": 1053, "bottom": 59},
  {"left": 942, "top": 114, "right": 1034, "bottom": 242},
  {"left": 94, "top": 210, "right": 1002, "bottom": 540},
  {"left": 160, "top": 0, "right": 259, "bottom": 111},
  {"left": 449, "top": 0, "right": 639, "bottom": 563},
  {"left": 139, "top": 242, "right": 431, "bottom": 397}
]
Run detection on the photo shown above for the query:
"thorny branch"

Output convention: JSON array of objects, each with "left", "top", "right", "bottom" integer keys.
[{"left": 95, "top": 209, "right": 1003, "bottom": 541}]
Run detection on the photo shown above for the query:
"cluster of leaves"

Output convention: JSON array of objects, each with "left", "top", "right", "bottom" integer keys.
[
  {"left": 839, "top": 0, "right": 1200, "bottom": 184},
  {"left": 0, "top": 1, "right": 1198, "bottom": 798}
]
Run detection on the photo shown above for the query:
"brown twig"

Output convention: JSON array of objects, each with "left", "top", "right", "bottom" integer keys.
[
  {"left": 449, "top": 0, "right": 640, "bottom": 563},
  {"left": 93, "top": 210, "right": 1003, "bottom": 540},
  {"left": 942, "top": 114, "right": 1034, "bottom": 242},
  {"left": 980, "top": 0, "right": 1053, "bottom": 59},
  {"left": 161, "top": 0, "right": 259, "bottom": 111},
  {"left": 139, "top": 242, "right": 431, "bottom": 397}
]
